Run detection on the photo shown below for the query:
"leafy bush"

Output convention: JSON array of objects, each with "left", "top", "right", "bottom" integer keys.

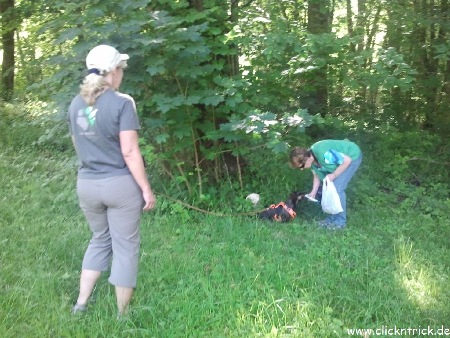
[
  {"left": 1, "top": 101, "right": 52, "bottom": 147},
  {"left": 355, "top": 128, "right": 449, "bottom": 219},
  {"left": 0, "top": 100, "right": 71, "bottom": 152}
]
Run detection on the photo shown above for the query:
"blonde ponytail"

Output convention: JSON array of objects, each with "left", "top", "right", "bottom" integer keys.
[{"left": 80, "top": 73, "right": 109, "bottom": 106}]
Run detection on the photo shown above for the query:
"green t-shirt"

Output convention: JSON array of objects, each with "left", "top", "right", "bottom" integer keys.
[{"left": 310, "top": 139, "right": 361, "bottom": 180}]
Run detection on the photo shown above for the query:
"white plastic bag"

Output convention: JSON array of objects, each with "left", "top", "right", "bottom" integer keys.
[{"left": 321, "top": 177, "right": 343, "bottom": 214}]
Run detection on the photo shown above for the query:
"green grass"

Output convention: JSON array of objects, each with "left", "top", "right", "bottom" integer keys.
[{"left": 1, "top": 109, "right": 450, "bottom": 337}]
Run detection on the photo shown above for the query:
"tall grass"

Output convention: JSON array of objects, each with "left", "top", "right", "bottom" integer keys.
[{"left": 1, "top": 105, "right": 449, "bottom": 337}]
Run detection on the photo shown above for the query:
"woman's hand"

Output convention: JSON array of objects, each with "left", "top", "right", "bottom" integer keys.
[
  {"left": 307, "top": 191, "right": 317, "bottom": 199},
  {"left": 120, "top": 130, "right": 156, "bottom": 212},
  {"left": 327, "top": 155, "right": 352, "bottom": 182},
  {"left": 326, "top": 173, "right": 337, "bottom": 182},
  {"left": 142, "top": 189, "right": 156, "bottom": 211}
]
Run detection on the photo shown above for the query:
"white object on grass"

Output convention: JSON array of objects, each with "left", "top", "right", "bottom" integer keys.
[{"left": 246, "top": 193, "right": 260, "bottom": 206}]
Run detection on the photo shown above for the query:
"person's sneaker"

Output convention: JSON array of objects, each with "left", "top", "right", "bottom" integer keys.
[
  {"left": 71, "top": 303, "right": 87, "bottom": 314},
  {"left": 318, "top": 218, "right": 333, "bottom": 227},
  {"left": 317, "top": 219, "right": 330, "bottom": 228},
  {"left": 325, "top": 223, "right": 346, "bottom": 230}
]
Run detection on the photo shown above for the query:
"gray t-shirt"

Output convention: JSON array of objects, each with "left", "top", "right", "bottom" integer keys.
[{"left": 68, "top": 89, "right": 140, "bottom": 179}]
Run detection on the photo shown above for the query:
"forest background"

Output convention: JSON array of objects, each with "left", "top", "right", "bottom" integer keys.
[
  {"left": 1, "top": 0, "right": 449, "bottom": 196},
  {"left": 1, "top": 0, "right": 450, "bottom": 337}
]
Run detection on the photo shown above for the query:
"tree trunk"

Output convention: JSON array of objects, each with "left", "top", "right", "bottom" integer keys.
[
  {"left": 188, "top": 0, "right": 203, "bottom": 11},
  {"left": 355, "top": 0, "right": 366, "bottom": 52},
  {"left": 413, "top": 0, "right": 439, "bottom": 130},
  {"left": 435, "top": 0, "right": 450, "bottom": 133},
  {"left": 346, "top": 0, "right": 355, "bottom": 52},
  {"left": 1, "top": 0, "right": 15, "bottom": 101},
  {"left": 304, "top": 0, "right": 332, "bottom": 117},
  {"left": 383, "top": 0, "right": 405, "bottom": 51}
]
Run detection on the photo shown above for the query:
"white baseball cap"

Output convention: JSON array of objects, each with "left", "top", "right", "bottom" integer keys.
[{"left": 85, "top": 45, "right": 129, "bottom": 74}]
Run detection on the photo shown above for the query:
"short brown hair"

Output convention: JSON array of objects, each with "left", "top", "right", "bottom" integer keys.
[{"left": 289, "top": 147, "right": 311, "bottom": 168}]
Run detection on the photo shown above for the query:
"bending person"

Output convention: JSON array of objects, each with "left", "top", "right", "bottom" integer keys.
[{"left": 290, "top": 139, "right": 362, "bottom": 229}]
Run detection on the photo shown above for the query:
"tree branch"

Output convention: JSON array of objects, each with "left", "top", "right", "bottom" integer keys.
[{"left": 407, "top": 157, "right": 450, "bottom": 166}]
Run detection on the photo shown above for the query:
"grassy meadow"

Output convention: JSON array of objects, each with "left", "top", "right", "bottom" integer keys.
[{"left": 1, "top": 106, "right": 449, "bottom": 337}]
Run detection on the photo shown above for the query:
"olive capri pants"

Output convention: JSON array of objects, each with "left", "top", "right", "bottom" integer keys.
[{"left": 77, "top": 175, "right": 144, "bottom": 288}]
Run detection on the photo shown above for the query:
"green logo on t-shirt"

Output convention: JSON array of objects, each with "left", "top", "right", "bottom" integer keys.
[{"left": 84, "top": 107, "right": 98, "bottom": 126}]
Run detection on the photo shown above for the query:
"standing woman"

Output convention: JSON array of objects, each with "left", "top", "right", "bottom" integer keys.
[
  {"left": 68, "top": 45, "right": 156, "bottom": 315},
  {"left": 290, "top": 139, "right": 362, "bottom": 229}
]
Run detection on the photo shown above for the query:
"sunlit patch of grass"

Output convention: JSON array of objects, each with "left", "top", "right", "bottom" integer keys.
[
  {"left": 394, "top": 236, "right": 445, "bottom": 313},
  {"left": 235, "top": 297, "right": 346, "bottom": 337}
]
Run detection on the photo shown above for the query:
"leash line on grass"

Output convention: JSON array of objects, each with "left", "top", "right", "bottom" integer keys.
[{"left": 154, "top": 191, "right": 266, "bottom": 217}]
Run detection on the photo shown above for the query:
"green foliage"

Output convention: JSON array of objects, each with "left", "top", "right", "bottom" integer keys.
[
  {"left": 219, "top": 108, "right": 316, "bottom": 153},
  {"left": 353, "top": 129, "right": 450, "bottom": 220},
  {"left": 34, "top": 0, "right": 323, "bottom": 196},
  {"left": 374, "top": 48, "right": 416, "bottom": 91},
  {"left": 39, "top": 3, "right": 230, "bottom": 180},
  {"left": 0, "top": 100, "right": 70, "bottom": 151},
  {"left": 230, "top": 8, "right": 310, "bottom": 114},
  {"left": 14, "top": 0, "right": 447, "bottom": 199},
  {"left": 338, "top": 46, "right": 417, "bottom": 98}
]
